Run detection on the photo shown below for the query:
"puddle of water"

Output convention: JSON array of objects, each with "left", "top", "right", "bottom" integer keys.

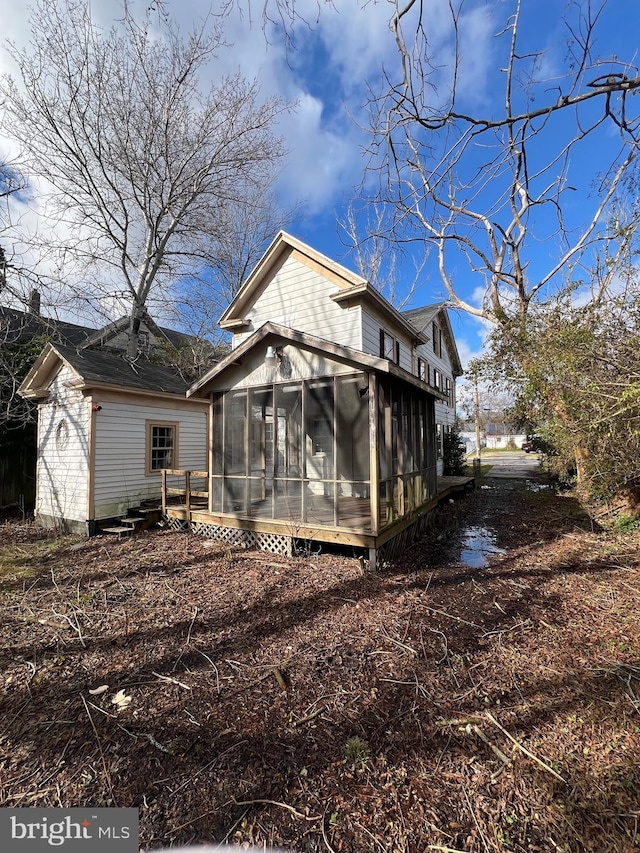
[
  {"left": 458, "top": 526, "right": 506, "bottom": 568},
  {"left": 526, "top": 481, "right": 551, "bottom": 492}
]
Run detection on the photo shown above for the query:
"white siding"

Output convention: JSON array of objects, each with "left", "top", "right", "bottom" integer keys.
[
  {"left": 361, "top": 305, "right": 413, "bottom": 372},
  {"left": 233, "top": 255, "right": 362, "bottom": 350},
  {"left": 209, "top": 343, "right": 358, "bottom": 392},
  {"left": 36, "top": 365, "right": 90, "bottom": 525},
  {"left": 93, "top": 399, "right": 207, "bottom": 519}
]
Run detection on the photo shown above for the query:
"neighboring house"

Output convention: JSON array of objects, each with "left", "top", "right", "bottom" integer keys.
[
  {"left": 171, "top": 231, "right": 464, "bottom": 566},
  {"left": 485, "top": 429, "right": 527, "bottom": 450},
  {"left": 19, "top": 344, "right": 209, "bottom": 534},
  {"left": 1, "top": 296, "right": 210, "bottom": 509},
  {"left": 1, "top": 299, "right": 94, "bottom": 510}
]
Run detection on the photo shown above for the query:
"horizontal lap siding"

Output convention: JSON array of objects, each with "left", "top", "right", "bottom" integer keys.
[
  {"left": 361, "top": 307, "right": 413, "bottom": 372},
  {"left": 37, "top": 366, "right": 89, "bottom": 524},
  {"left": 93, "top": 400, "right": 207, "bottom": 519},
  {"left": 234, "top": 256, "right": 361, "bottom": 349}
]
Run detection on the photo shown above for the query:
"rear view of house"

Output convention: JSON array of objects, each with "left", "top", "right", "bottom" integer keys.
[{"left": 166, "top": 231, "right": 464, "bottom": 566}]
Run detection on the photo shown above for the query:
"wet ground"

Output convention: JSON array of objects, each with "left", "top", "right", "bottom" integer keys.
[{"left": 437, "top": 451, "right": 546, "bottom": 568}]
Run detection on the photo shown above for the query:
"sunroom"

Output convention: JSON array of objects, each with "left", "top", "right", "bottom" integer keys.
[{"left": 167, "top": 323, "right": 451, "bottom": 565}]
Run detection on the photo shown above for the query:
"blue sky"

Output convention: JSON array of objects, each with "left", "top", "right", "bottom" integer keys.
[{"left": 1, "top": 0, "right": 638, "bottom": 373}]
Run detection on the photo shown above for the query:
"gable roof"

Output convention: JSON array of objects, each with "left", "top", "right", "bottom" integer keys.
[
  {"left": 0, "top": 305, "right": 94, "bottom": 348},
  {"left": 218, "top": 231, "right": 430, "bottom": 345},
  {"left": 187, "top": 321, "right": 449, "bottom": 401},
  {"left": 219, "top": 230, "right": 368, "bottom": 330},
  {"left": 19, "top": 343, "right": 194, "bottom": 400},
  {"left": 2, "top": 301, "right": 201, "bottom": 356},
  {"left": 79, "top": 309, "right": 191, "bottom": 351},
  {"left": 402, "top": 303, "right": 463, "bottom": 377}
]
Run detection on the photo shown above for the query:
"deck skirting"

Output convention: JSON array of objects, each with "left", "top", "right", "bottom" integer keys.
[{"left": 162, "top": 475, "right": 473, "bottom": 566}]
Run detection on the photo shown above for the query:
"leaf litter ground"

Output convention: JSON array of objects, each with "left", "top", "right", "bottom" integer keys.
[{"left": 1, "top": 477, "right": 639, "bottom": 853}]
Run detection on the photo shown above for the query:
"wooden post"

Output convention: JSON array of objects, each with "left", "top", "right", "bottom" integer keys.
[
  {"left": 368, "top": 371, "right": 379, "bottom": 535},
  {"left": 161, "top": 469, "right": 167, "bottom": 515},
  {"left": 185, "top": 470, "right": 191, "bottom": 519}
]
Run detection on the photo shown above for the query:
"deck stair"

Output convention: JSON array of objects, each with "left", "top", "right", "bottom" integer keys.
[{"left": 99, "top": 506, "right": 161, "bottom": 538}]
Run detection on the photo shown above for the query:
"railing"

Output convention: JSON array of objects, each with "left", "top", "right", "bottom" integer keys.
[{"left": 160, "top": 469, "right": 208, "bottom": 515}]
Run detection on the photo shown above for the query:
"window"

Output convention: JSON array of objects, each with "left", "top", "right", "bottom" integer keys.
[
  {"left": 445, "top": 377, "right": 452, "bottom": 405},
  {"left": 417, "top": 358, "right": 428, "bottom": 383},
  {"left": 432, "top": 322, "right": 442, "bottom": 357},
  {"left": 379, "top": 329, "right": 400, "bottom": 364},
  {"left": 312, "top": 418, "right": 332, "bottom": 455},
  {"left": 433, "top": 369, "right": 442, "bottom": 390},
  {"left": 138, "top": 331, "right": 150, "bottom": 354},
  {"left": 146, "top": 421, "right": 178, "bottom": 474}
]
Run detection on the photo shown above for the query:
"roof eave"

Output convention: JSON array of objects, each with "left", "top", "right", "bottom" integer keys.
[
  {"left": 219, "top": 231, "right": 367, "bottom": 327},
  {"left": 332, "top": 285, "right": 429, "bottom": 344}
]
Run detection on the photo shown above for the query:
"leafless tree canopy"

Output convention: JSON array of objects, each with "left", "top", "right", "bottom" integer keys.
[
  {"left": 1, "top": 0, "right": 290, "bottom": 355},
  {"left": 364, "top": 0, "right": 640, "bottom": 323}
]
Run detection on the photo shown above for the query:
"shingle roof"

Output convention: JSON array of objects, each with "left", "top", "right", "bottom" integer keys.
[
  {"left": 53, "top": 344, "right": 191, "bottom": 395},
  {"left": 0, "top": 306, "right": 93, "bottom": 347},
  {"left": 401, "top": 303, "right": 446, "bottom": 334}
]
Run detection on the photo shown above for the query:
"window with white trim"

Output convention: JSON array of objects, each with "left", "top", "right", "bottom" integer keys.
[
  {"left": 146, "top": 421, "right": 178, "bottom": 474},
  {"left": 380, "top": 329, "right": 400, "bottom": 364}
]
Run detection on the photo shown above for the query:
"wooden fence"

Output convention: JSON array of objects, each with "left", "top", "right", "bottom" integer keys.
[{"left": 0, "top": 437, "right": 37, "bottom": 510}]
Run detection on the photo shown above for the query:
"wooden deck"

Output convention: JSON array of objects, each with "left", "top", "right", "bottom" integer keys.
[
  {"left": 437, "top": 475, "right": 475, "bottom": 495},
  {"left": 160, "top": 471, "right": 474, "bottom": 551}
]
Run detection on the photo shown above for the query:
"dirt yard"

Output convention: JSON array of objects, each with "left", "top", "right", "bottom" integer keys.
[{"left": 1, "top": 476, "right": 639, "bottom": 853}]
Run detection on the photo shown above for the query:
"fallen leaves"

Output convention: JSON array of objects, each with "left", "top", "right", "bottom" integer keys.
[
  {"left": 110, "top": 689, "right": 132, "bottom": 710},
  {"left": 1, "top": 485, "right": 639, "bottom": 852}
]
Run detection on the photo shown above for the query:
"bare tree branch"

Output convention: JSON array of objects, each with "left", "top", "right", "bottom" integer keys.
[{"left": 1, "top": 0, "right": 291, "bottom": 356}]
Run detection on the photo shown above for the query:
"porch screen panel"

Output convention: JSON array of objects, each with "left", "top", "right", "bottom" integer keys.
[
  {"left": 275, "top": 383, "right": 303, "bottom": 479},
  {"left": 223, "top": 389, "right": 247, "bottom": 514},
  {"left": 274, "top": 382, "right": 303, "bottom": 522},
  {"left": 426, "top": 397, "right": 438, "bottom": 496},
  {"left": 336, "top": 374, "right": 371, "bottom": 531},
  {"left": 305, "top": 379, "right": 334, "bottom": 483},
  {"left": 248, "top": 386, "right": 273, "bottom": 517},
  {"left": 210, "top": 392, "right": 224, "bottom": 512},
  {"left": 378, "top": 378, "right": 393, "bottom": 528},
  {"left": 304, "top": 379, "right": 335, "bottom": 528},
  {"left": 212, "top": 393, "right": 223, "bottom": 476}
]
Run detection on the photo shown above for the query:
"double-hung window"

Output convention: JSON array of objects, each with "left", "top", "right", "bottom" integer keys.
[
  {"left": 146, "top": 421, "right": 178, "bottom": 474},
  {"left": 380, "top": 329, "right": 400, "bottom": 364}
]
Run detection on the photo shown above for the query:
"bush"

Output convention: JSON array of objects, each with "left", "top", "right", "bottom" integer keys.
[{"left": 443, "top": 424, "right": 467, "bottom": 476}]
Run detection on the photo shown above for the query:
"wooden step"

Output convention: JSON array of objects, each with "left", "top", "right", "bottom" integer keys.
[{"left": 100, "top": 525, "right": 134, "bottom": 538}]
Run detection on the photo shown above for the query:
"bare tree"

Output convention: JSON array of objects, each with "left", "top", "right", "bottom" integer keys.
[
  {"left": 340, "top": 200, "right": 426, "bottom": 309},
  {"left": 170, "top": 185, "right": 301, "bottom": 342},
  {"left": 361, "top": 0, "right": 640, "bottom": 322},
  {"left": 0, "top": 0, "right": 290, "bottom": 357}
]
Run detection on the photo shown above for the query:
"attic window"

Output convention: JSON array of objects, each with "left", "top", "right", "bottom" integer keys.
[
  {"left": 146, "top": 421, "right": 178, "bottom": 474},
  {"left": 138, "top": 331, "right": 150, "bottom": 353},
  {"left": 56, "top": 419, "right": 69, "bottom": 452},
  {"left": 432, "top": 322, "right": 442, "bottom": 358}
]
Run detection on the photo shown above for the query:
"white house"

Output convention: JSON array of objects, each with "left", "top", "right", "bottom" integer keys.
[
  {"left": 19, "top": 344, "right": 208, "bottom": 535},
  {"left": 167, "top": 231, "right": 464, "bottom": 566},
  {"left": 19, "top": 232, "right": 465, "bottom": 562}
]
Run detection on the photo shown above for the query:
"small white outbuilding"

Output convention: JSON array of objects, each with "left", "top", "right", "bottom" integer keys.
[{"left": 19, "top": 343, "right": 209, "bottom": 535}]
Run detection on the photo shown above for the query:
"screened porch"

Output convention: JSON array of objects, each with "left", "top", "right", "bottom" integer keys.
[{"left": 199, "top": 369, "right": 439, "bottom": 539}]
